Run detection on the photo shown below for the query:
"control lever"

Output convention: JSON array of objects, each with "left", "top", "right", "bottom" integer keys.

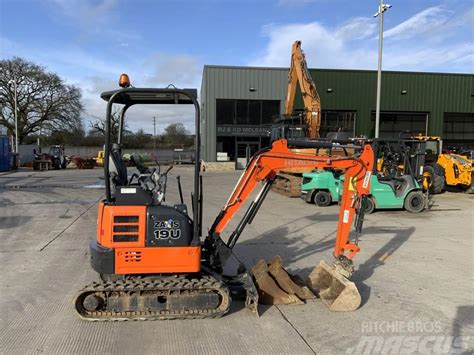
[
  {"left": 177, "top": 176, "right": 184, "bottom": 204},
  {"left": 130, "top": 154, "right": 151, "bottom": 174},
  {"left": 159, "top": 165, "right": 173, "bottom": 201},
  {"left": 164, "top": 165, "right": 173, "bottom": 174}
]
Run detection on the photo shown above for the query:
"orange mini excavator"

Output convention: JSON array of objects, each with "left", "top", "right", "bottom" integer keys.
[{"left": 74, "top": 75, "right": 374, "bottom": 321}]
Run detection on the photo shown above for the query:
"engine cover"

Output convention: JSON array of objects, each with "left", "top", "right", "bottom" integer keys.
[{"left": 146, "top": 205, "right": 193, "bottom": 247}]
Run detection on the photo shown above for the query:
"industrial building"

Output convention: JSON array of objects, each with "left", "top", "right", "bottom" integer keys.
[{"left": 200, "top": 65, "right": 473, "bottom": 163}]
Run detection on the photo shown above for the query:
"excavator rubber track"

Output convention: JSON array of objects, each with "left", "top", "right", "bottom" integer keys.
[{"left": 74, "top": 274, "right": 231, "bottom": 321}]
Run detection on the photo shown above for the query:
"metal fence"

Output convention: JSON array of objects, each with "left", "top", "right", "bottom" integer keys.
[
  {"left": 15, "top": 145, "right": 195, "bottom": 165},
  {"left": 60, "top": 146, "right": 195, "bottom": 164}
]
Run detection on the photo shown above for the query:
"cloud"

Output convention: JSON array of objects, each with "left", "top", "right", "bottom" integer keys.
[
  {"left": 79, "top": 81, "right": 198, "bottom": 135},
  {"left": 143, "top": 54, "right": 202, "bottom": 88},
  {"left": 78, "top": 52, "right": 203, "bottom": 134},
  {"left": 2, "top": 29, "right": 200, "bottom": 134},
  {"left": 251, "top": 5, "right": 473, "bottom": 73},
  {"left": 384, "top": 43, "right": 474, "bottom": 72},
  {"left": 278, "top": 0, "right": 318, "bottom": 6},
  {"left": 47, "top": 0, "right": 141, "bottom": 49},
  {"left": 51, "top": 0, "right": 117, "bottom": 22},
  {"left": 1, "top": 38, "right": 124, "bottom": 79},
  {"left": 335, "top": 17, "right": 376, "bottom": 41},
  {"left": 82, "top": 0, "right": 116, "bottom": 18},
  {"left": 132, "top": 53, "right": 202, "bottom": 134},
  {"left": 250, "top": 20, "right": 377, "bottom": 68},
  {"left": 384, "top": 6, "right": 450, "bottom": 40},
  {"left": 0, "top": 36, "right": 20, "bottom": 54}
]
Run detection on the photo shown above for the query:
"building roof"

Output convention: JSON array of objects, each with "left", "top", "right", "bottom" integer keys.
[{"left": 203, "top": 65, "right": 473, "bottom": 77}]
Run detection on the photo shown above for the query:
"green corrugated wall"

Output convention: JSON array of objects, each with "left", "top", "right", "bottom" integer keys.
[
  {"left": 297, "top": 69, "right": 474, "bottom": 136},
  {"left": 201, "top": 66, "right": 473, "bottom": 161}
]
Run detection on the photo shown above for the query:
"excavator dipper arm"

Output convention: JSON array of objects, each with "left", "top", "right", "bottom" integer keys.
[
  {"left": 285, "top": 41, "right": 322, "bottom": 139},
  {"left": 207, "top": 139, "right": 374, "bottom": 268}
]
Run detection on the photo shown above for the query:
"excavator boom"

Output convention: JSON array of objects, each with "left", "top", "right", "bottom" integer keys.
[
  {"left": 210, "top": 139, "right": 373, "bottom": 260},
  {"left": 285, "top": 41, "right": 321, "bottom": 139},
  {"left": 206, "top": 139, "right": 374, "bottom": 311}
]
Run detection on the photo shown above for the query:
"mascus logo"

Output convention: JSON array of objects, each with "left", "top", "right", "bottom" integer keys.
[{"left": 154, "top": 219, "right": 181, "bottom": 240}]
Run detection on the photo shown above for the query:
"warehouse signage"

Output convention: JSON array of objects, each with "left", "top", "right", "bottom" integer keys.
[{"left": 217, "top": 125, "right": 271, "bottom": 137}]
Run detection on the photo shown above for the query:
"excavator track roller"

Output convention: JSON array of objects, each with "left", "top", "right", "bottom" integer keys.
[{"left": 307, "top": 260, "right": 361, "bottom": 312}]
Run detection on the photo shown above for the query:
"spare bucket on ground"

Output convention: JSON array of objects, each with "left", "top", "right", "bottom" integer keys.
[{"left": 307, "top": 260, "right": 361, "bottom": 312}]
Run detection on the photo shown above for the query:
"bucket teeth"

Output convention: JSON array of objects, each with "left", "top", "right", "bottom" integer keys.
[
  {"left": 307, "top": 260, "right": 361, "bottom": 312},
  {"left": 267, "top": 256, "right": 316, "bottom": 300},
  {"left": 250, "top": 257, "right": 359, "bottom": 311},
  {"left": 251, "top": 259, "right": 303, "bottom": 305}
]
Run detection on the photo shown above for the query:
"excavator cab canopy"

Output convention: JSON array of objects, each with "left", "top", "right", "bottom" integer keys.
[
  {"left": 100, "top": 88, "right": 197, "bottom": 106},
  {"left": 270, "top": 115, "right": 308, "bottom": 142},
  {"left": 100, "top": 84, "right": 201, "bottom": 242}
]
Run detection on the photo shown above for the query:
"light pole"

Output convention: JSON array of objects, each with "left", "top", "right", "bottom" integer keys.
[
  {"left": 374, "top": 0, "right": 392, "bottom": 138},
  {"left": 7, "top": 78, "right": 19, "bottom": 154}
]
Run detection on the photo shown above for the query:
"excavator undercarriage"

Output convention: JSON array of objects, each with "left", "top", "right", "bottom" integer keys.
[{"left": 75, "top": 275, "right": 231, "bottom": 321}]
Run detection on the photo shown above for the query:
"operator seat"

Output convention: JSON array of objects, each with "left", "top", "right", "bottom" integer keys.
[{"left": 109, "top": 143, "right": 128, "bottom": 186}]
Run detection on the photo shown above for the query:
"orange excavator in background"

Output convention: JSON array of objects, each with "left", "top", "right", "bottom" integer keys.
[
  {"left": 272, "top": 40, "right": 329, "bottom": 197},
  {"left": 284, "top": 40, "right": 321, "bottom": 139},
  {"left": 271, "top": 40, "right": 321, "bottom": 142},
  {"left": 74, "top": 75, "right": 374, "bottom": 321}
]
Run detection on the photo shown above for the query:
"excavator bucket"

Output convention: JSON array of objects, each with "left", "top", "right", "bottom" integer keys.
[
  {"left": 307, "top": 260, "right": 361, "bottom": 312},
  {"left": 267, "top": 256, "right": 316, "bottom": 300},
  {"left": 251, "top": 256, "right": 316, "bottom": 305}
]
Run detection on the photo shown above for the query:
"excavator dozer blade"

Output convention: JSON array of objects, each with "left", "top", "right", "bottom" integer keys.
[
  {"left": 307, "top": 260, "right": 361, "bottom": 312},
  {"left": 223, "top": 271, "right": 259, "bottom": 316},
  {"left": 251, "top": 259, "right": 303, "bottom": 305},
  {"left": 268, "top": 256, "right": 316, "bottom": 300},
  {"left": 237, "top": 271, "right": 260, "bottom": 315}
]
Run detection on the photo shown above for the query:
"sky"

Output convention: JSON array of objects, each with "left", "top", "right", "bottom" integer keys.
[{"left": 1, "top": 0, "right": 473, "bottom": 134}]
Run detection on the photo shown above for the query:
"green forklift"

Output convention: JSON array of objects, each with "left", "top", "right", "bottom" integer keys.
[{"left": 301, "top": 139, "right": 429, "bottom": 213}]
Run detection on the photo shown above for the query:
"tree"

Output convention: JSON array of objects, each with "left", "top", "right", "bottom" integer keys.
[
  {"left": 48, "top": 126, "right": 86, "bottom": 146},
  {"left": 89, "top": 107, "right": 124, "bottom": 142},
  {"left": 0, "top": 57, "right": 83, "bottom": 143},
  {"left": 161, "top": 123, "right": 194, "bottom": 147},
  {"left": 123, "top": 129, "right": 152, "bottom": 149},
  {"left": 164, "top": 123, "right": 188, "bottom": 136}
]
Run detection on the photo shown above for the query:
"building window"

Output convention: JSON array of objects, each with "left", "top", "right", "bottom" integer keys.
[
  {"left": 236, "top": 100, "right": 249, "bottom": 124},
  {"left": 443, "top": 113, "right": 474, "bottom": 146},
  {"left": 216, "top": 99, "right": 280, "bottom": 126},
  {"left": 320, "top": 111, "right": 356, "bottom": 137},
  {"left": 248, "top": 100, "right": 261, "bottom": 124},
  {"left": 216, "top": 99, "right": 235, "bottom": 125},
  {"left": 262, "top": 101, "right": 280, "bottom": 124},
  {"left": 370, "top": 112, "right": 428, "bottom": 139}
]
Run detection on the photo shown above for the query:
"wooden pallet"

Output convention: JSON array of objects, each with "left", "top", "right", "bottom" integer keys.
[{"left": 271, "top": 173, "right": 303, "bottom": 198}]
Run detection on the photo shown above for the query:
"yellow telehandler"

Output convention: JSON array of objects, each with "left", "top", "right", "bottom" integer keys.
[{"left": 413, "top": 135, "right": 473, "bottom": 193}]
